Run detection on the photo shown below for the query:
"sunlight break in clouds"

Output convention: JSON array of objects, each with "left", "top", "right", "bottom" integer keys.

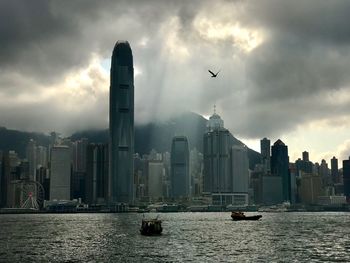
[
  {"left": 193, "top": 17, "right": 263, "bottom": 53},
  {"left": 163, "top": 16, "right": 190, "bottom": 60}
]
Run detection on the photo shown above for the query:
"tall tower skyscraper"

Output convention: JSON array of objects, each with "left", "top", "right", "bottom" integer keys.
[
  {"left": 271, "top": 139, "right": 290, "bottom": 202},
  {"left": 50, "top": 146, "right": 71, "bottom": 201},
  {"left": 343, "top": 157, "right": 350, "bottom": 203},
  {"left": 109, "top": 41, "right": 134, "bottom": 204},
  {"left": 171, "top": 136, "right": 190, "bottom": 198},
  {"left": 230, "top": 145, "right": 249, "bottom": 193},
  {"left": 26, "top": 139, "right": 37, "bottom": 181},
  {"left": 260, "top": 138, "right": 271, "bottom": 173},
  {"left": 331, "top": 156, "right": 339, "bottom": 184},
  {"left": 302, "top": 151, "right": 309, "bottom": 162},
  {"left": 86, "top": 144, "right": 109, "bottom": 205},
  {"left": 319, "top": 159, "right": 330, "bottom": 186},
  {"left": 203, "top": 111, "right": 231, "bottom": 193}
]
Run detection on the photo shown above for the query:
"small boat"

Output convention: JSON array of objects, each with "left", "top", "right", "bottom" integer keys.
[
  {"left": 140, "top": 218, "right": 163, "bottom": 236},
  {"left": 231, "top": 211, "right": 262, "bottom": 221}
]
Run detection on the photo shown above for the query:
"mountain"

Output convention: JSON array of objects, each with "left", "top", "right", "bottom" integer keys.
[
  {"left": 71, "top": 112, "right": 261, "bottom": 169},
  {"left": 0, "top": 126, "right": 50, "bottom": 158},
  {"left": 0, "top": 112, "right": 261, "bottom": 169}
]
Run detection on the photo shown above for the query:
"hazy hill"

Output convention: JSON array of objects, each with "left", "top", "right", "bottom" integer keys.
[
  {"left": 0, "top": 126, "right": 50, "bottom": 157},
  {"left": 71, "top": 112, "right": 261, "bottom": 169},
  {"left": 0, "top": 112, "right": 261, "bottom": 169}
]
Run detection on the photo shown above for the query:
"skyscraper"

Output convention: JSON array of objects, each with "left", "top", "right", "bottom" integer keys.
[
  {"left": 230, "top": 145, "right": 249, "bottom": 193},
  {"left": 295, "top": 151, "right": 313, "bottom": 176},
  {"left": 86, "top": 144, "right": 109, "bottom": 205},
  {"left": 302, "top": 151, "right": 309, "bottom": 162},
  {"left": 72, "top": 138, "right": 88, "bottom": 200},
  {"left": 331, "top": 156, "right": 339, "bottom": 184},
  {"left": 271, "top": 139, "right": 290, "bottom": 201},
  {"left": 319, "top": 159, "right": 330, "bottom": 186},
  {"left": 190, "top": 148, "right": 203, "bottom": 196},
  {"left": 170, "top": 136, "right": 190, "bottom": 198},
  {"left": 26, "top": 139, "right": 37, "bottom": 181},
  {"left": 203, "top": 112, "right": 231, "bottom": 193},
  {"left": 260, "top": 138, "right": 271, "bottom": 173},
  {"left": 148, "top": 161, "right": 164, "bottom": 200},
  {"left": 109, "top": 41, "right": 134, "bottom": 204},
  {"left": 343, "top": 157, "right": 350, "bottom": 203},
  {"left": 50, "top": 146, "right": 71, "bottom": 201},
  {"left": 0, "top": 151, "right": 4, "bottom": 207}
]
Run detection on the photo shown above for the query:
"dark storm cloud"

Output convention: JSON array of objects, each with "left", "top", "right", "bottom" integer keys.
[
  {"left": 227, "top": 0, "right": 350, "bottom": 137},
  {"left": 244, "top": 0, "right": 350, "bottom": 44},
  {"left": 1, "top": 0, "right": 350, "bottom": 139},
  {"left": 0, "top": 0, "right": 200, "bottom": 84}
]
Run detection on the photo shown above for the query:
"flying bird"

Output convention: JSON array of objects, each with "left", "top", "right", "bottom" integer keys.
[{"left": 208, "top": 69, "right": 220, "bottom": 78}]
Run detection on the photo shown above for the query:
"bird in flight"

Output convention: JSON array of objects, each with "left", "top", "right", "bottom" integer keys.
[{"left": 208, "top": 69, "right": 220, "bottom": 78}]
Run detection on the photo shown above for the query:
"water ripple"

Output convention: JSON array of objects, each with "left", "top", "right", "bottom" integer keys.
[{"left": 0, "top": 212, "right": 349, "bottom": 262}]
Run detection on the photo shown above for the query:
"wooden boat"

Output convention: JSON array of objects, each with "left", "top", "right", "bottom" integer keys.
[
  {"left": 140, "top": 218, "right": 162, "bottom": 236},
  {"left": 231, "top": 211, "right": 262, "bottom": 221}
]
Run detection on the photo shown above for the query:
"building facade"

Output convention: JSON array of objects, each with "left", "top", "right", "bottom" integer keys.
[
  {"left": 230, "top": 145, "right": 249, "bottom": 193},
  {"left": 271, "top": 139, "right": 290, "bottom": 202},
  {"left": 260, "top": 138, "right": 271, "bottom": 173},
  {"left": 331, "top": 156, "right": 339, "bottom": 184},
  {"left": 299, "top": 173, "right": 323, "bottom": 204},
  {"left": 203, "top": 112, "right": 231, "bottom": 193},
  {"left": 343, "top": 157, "right": 350, "bottom": 203},
  {"left": 26, "top": 139, "right": 37, "bottom": 181},
  {"left": 50, "top": 146, "right": 71, "bottom": 201},
  {"left": 148, "top": 161, "right": 164, "bottom": 200},
  {"left": 170, "top": 136, "right": 190, "bottom": 198},
  {"left": 109, "top": 41, "right": 134, "bottom": 204},
  {"left": 86, "top": 144, "right": 109, "bottom": 205}
]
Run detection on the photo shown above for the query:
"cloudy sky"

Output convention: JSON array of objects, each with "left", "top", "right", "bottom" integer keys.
[{"left": 1, "top": 0, "right": 350, "bottom": 163}]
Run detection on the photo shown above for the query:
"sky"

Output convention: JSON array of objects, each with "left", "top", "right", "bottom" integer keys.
[{"left": 1, "top": 0, "right": 350, "bottom": 164}]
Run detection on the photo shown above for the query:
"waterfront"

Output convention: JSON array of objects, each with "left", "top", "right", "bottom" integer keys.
[{"left": 0, "top": 212, "right": 349, "bottom": 262}]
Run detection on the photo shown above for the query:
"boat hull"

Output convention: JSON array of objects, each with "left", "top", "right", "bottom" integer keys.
[
  {"left": 140, "top": 229, "right": 162, "bottom": 236},
  {"left": 231, "top": 215, "right": 262, "bottom": 221}
]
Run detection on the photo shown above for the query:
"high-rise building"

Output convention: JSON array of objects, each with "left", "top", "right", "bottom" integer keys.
[
  {"left": 295, "top": 155, "right": 313, "bottom": 176},
  {"left": 262, "top": 175, "right": 283, "bottom": 204},
  {"left": 319, "top": 159, "right": 330, "bottom": 186},
  {"left": 0, "top": 151, "right": 4, "bottom": 207},
  {"left": 271, "top": 139, "right": 290, "bottom": 201},
  {"left": 109, "top": 41, "right": 134, "bottom": 204},
  {"left": 343, "top": 157, "right": 350, "bottom": 203},
  {"left": 36, "top": 146, "right": 47, "bottom": 168},
  {"left": 300, "top": 173, "right": 323, "bottom": 204},
  {"left": 230, "top": 145, "right": 249, "bottom": 193},
  {"left": 73, "top": 138, "right": 88, "bottom": 173},
  {"left": 302, "top": 151, "right": 309, "bottom": 162},
  {"left": 72, "top": 138, "right": 88, "bottom": 200},
  {"left": 190, "top": 148, "right": 203, "bottom": 196},
  {"left": 50, "top": 146, "right": 71, "bottom": 201},
  {"left": 288, "top": 163, "right": 297, "bottom": 204},
  {"left": 148, "top": 161, "right": 164, "bottom": 200},
  {"left": 203, "top": 111, "right": 231, "bottom": 193},
  {"left": 260, "top": 138, "right": 271, "bottom": 173},
  {"left": 3, "top": 151, "right": 20, "bottom": 207},
  {"left": 26, "top": 139, "right": 37, "bottom": 181},
  {"left": 86, "top": 144, "right": 109, "bottom": 205},
  {"left": 331, "top": 156, "right": 339, "bottom": 184},
  {"left": 171, "top": 136, "right": 190, "bottom": 198}
]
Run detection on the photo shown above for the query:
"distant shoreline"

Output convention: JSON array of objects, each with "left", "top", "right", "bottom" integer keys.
[{"left": 1, "top": 209, "right": 349, "bottom": 215}]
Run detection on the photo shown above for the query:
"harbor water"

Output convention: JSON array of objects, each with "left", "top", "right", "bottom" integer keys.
[{"left": 0, "top": 212, "right": 349, "bottom": 262}]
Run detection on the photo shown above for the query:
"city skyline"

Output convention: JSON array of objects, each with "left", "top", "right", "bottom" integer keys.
[{"left": 1, "top": 1, "right": 350, "bottom": 163}]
